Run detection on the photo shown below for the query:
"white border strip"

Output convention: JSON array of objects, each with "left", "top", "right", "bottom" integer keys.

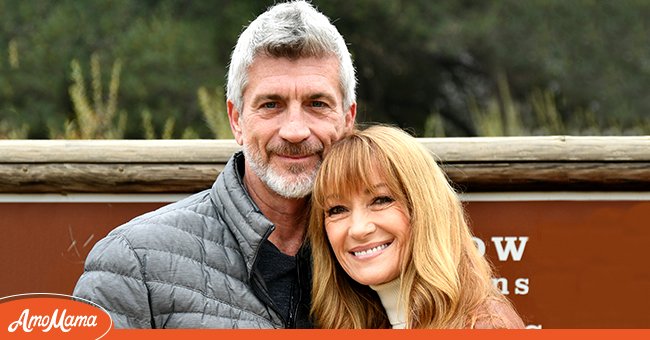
[
  {"left": 460, "top": 192, "right": 650, "bottom": 201},
  {"left": 0, "top": 192, "right": 649, "bottom": 202},
  {"left": 0, "top": 193, "right": 190, "bottom": 203}
]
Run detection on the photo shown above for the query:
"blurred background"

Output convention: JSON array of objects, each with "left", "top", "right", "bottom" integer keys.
[{"left": 1, "top": 0, "right": 649, "bottom": 139}]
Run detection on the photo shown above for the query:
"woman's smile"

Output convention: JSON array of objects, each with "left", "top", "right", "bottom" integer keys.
[
  {"left": 324, "top": 176, "right": 411, "bottom": 286},
  {"left": 349, "top": 241, "right": 393, "bottom": 259}
]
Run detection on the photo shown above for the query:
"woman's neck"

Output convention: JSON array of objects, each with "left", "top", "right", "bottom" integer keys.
[{"left": 370, "top": 279, "right": 407, "bottom": 329}]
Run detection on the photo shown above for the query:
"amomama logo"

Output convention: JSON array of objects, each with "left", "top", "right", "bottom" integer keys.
[{"left": 0, "top": 293, "right": 112, "bottom": 339}]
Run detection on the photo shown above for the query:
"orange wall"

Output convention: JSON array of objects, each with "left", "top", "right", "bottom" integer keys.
[
  {"left": 466, "top": 200, "right": 650, "bottom": 328},
  {"left": 1, "top": 199, "right": 649, "bottom": 328},
  {"left": 0, "top": 202, "right": 165, "bottom": 296}
]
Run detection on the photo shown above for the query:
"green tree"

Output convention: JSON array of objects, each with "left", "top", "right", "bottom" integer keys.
[{"left": 1, "top": 0, "right": 648, "bottom": 138}]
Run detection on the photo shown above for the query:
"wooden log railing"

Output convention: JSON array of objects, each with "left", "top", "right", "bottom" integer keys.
[{"left": 1, "top": 136, "right": 648, "bottom": 193}]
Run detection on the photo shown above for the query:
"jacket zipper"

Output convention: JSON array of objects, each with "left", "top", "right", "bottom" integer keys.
[
  {"left": 287, "top": 252, "right": 300, "bottom": 328},
  {"left": 250, "top": 225, "right": 288, "bottom": 328},
  {"left": 251, "top": 271, "right": 286, "bottom": 327}
]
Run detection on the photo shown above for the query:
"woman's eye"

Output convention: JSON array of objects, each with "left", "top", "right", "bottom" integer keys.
[
  {"left": 326, "top": 205, "right": 347, "bottom": 217},
  {"left": 372, "top": 196, "right": 394, "bottom": 205}
]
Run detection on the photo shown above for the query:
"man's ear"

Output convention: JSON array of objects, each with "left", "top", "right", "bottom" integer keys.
[
  {"left": 345, "top": 102, "right": 357, "bottom": 130},
  {"left": 227, "top": 100, "right": 244, "bottom": 145}
]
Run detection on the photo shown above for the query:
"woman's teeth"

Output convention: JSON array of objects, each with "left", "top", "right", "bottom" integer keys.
[{"left": 353, "top": 243, "right": 390, "bottom": 257}]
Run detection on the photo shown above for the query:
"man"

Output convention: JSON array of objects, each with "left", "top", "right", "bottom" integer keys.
[{"left": 73, "top": 1, "right": 356, "bottom": 328}]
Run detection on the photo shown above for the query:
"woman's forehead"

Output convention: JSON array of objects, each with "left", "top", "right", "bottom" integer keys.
[{"left": 324, "top": 166, "right": 393, "bottom": 197}]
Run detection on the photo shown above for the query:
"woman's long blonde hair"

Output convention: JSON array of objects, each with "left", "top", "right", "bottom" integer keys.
[{"left": 309, "top": 125, "right": 506, "bottom": 328}]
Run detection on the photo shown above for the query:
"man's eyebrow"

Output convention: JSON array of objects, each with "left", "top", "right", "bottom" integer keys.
[
  {"left": 250, "top": 92, "right": 338, "bottom": 106},
  {"left": 251, "top": 94, "right": 284, "bottom": 105},
  {"left": 308, "top": 92, "right": 336, "bottom": 102}
]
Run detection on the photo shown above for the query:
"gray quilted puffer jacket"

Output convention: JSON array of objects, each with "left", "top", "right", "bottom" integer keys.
[{"left": 73, "top": 152, "right": 312, "bottom": 328}]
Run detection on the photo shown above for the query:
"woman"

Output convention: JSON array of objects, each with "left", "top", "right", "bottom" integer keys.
[{"left": 308, "top": 125, "right": 524, "bottom": 329}]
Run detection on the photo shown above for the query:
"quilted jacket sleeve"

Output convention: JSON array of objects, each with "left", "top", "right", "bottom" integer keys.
[{"left": 73, "top": 232, "right": 153, "bottom": 328}]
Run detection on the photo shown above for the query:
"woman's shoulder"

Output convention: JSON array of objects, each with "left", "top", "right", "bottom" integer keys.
[{"left": 468, "top": 297, "right": 526, "bottom": 329}]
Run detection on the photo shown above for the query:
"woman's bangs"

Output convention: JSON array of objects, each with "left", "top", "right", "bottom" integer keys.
[{"left": 314, "top": 137, "right": 380, "bottom": 208}]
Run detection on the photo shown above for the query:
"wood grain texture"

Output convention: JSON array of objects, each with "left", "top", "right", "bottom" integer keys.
[{"left": 1, "top": 137, "right": 648, "bottom": 193}]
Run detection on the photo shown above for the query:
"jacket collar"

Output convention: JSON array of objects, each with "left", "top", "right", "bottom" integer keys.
[{"left": 210, "top": 151, "right": 275, "bottom": 280}]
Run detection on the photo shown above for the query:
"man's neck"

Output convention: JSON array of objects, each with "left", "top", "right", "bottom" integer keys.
[{"left": 243, "top": 168, "right": 309, "bottom": 256}]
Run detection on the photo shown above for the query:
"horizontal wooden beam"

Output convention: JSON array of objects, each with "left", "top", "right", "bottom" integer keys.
[
  {"left": 447, "top": 162, "right": 650, "bottom": 191},
  {"left": 420, "top": 135, "right": 650, "bottom": 161},
  {"left": 0, "top": 139, "right": 240, "bottom": 163},
  {"left": 0, "top": 163, "right": 222, "bottom": 193},
  {"left": 0, "top": 137, "right": 648, "bottom": 193},
  {"left": 3, "top": 136, "right": 648, "bottom": 163}
]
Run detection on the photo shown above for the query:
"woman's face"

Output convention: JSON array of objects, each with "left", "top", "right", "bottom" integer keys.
[{"left": 323, "top": 171, "right": 411, "bottom": 286}]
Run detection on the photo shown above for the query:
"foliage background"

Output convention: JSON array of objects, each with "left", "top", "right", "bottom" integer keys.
[{"left": 1, "top": 0, "right": 649, "bottom": 139}]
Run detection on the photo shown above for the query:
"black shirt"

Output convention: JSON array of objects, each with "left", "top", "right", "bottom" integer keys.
[
  {"left": 256, "top": 239, "right": 312, "bottom": 328},
  {"left": 257, "top": 240, "right": 298, "bottom": 321}
]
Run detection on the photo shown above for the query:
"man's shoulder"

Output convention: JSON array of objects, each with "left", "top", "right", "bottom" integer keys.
[
  {"left": 130, "top": 189, "right": 215, "bottom": 224},
  {"left": 106, "top": 189, "right": 221, "bottom": 248},
  {"left": 83, "top": 187, "right": 242, "bottom": 271}
]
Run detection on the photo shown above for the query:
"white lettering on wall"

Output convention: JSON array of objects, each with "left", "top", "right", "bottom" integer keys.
[
  {"left": 474, "top": 234, "right": 534, "bottom": 324},
  {"left": 491, "top": 236, "right": 529, "bottom": 261},
  {"left": 491, "top": 277, "right": 530, "bottom": 296},
  {"left": 492, "top": 277, "right": 509, "bottom": 295},
  {"left": 515, "top": 278, "right": 530, "bottom": 295}
]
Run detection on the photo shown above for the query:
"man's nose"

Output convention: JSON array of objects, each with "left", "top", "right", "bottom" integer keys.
[{"left": 278, "top": 104, "right": 311, "bottom": 143}]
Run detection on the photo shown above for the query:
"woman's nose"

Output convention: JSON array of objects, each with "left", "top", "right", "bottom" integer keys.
[{"left": 348, "top": 211, "right": 376, "bottom": 240}]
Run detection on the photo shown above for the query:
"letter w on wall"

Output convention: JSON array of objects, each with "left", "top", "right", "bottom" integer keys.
[{"left": 491, "top": 236, "right": 529, "bottom": 261}]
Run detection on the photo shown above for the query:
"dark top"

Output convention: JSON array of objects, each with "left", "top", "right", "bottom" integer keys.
[{"left": 257, "top": 239, "right": 312, "bottom": 328}]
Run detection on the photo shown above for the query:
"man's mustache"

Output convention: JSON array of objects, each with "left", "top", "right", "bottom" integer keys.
[{"left": 268, "top": 141, "right": 324, "bottom": 157}]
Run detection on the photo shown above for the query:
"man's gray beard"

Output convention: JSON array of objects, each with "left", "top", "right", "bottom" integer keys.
[{"left": 243, "top": 145, "right": 318, "bottom": 199}]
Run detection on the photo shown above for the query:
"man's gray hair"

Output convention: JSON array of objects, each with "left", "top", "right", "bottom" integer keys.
[{"left": 226, "top": 0, "right": 356, "bottom": 113}]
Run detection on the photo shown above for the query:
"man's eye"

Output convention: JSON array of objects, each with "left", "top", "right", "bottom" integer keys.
[
  {"left": 326, "top": 205, "right": 347, "bottom": 217},
  {"left": 262, "top": 102, "right": 277, "bottom": 109},
  {"left": 372, "top": 196, "right": 394, "bottom": 205},
  {"left": 311, "top": 101, "right": 326, "bottom": 108}
]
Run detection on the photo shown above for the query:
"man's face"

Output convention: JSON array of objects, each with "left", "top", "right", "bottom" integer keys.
[{"left": 228, "top": 55, "right": 356, "bottom": 198}]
